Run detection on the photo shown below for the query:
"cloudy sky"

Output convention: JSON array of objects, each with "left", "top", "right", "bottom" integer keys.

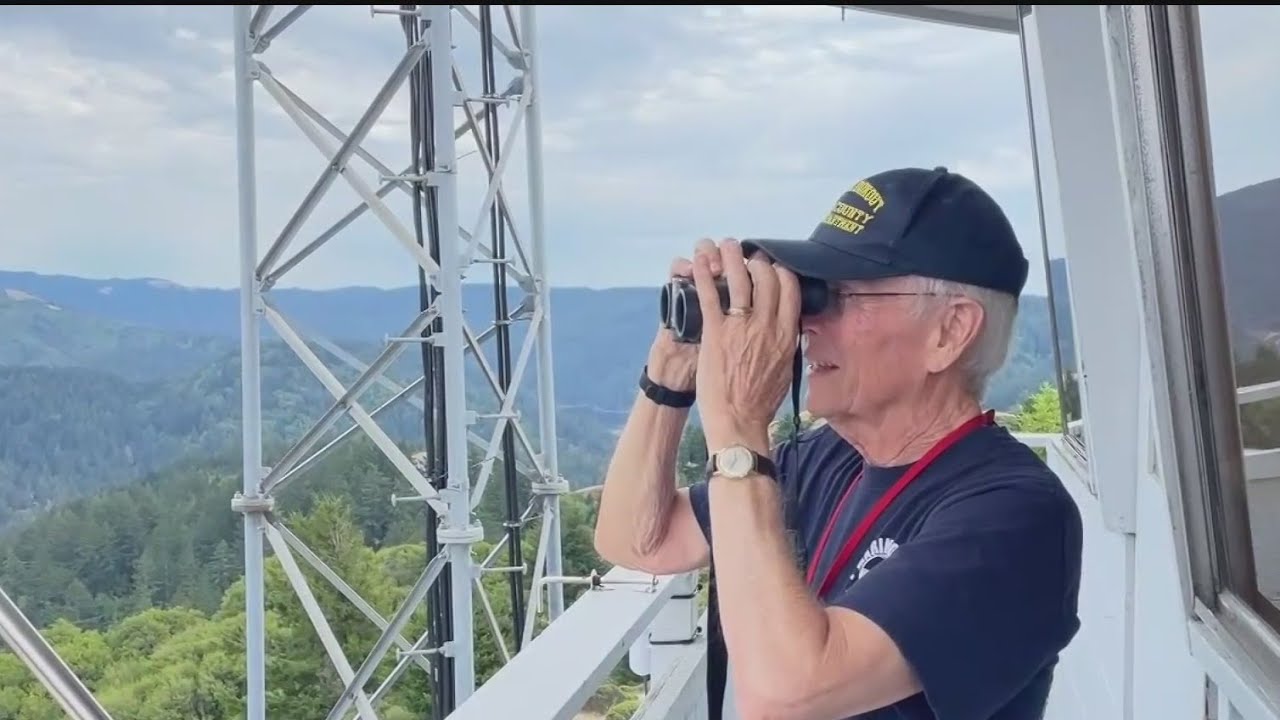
[{"left": 1, "top": 5, "right": 1276, "bottom": 295}]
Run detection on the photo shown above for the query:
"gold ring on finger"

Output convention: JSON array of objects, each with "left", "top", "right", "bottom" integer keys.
[{"left": 726, "top": 306, "right": 751, "bottom": 317}]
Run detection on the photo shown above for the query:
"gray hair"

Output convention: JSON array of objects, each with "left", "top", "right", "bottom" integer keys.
[{"left": 908, "top": 275, "right": 1019, "bottom": 400}]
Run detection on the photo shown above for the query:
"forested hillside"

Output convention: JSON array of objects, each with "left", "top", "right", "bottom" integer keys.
[
  {"left": 0, "top": 289, "right": 225, "bottom": 381},
  {"left": 0, "top": 484, "right": 606, "bottom": 718},
  {"left": 0, "top": 302, "right": 617, "bottom": 527},
  {"left": 0, "top": 428, "right": 695, "bottom": 719},
  {"left": 0, "top": 275, "right": 1062, "bottom": 528}
]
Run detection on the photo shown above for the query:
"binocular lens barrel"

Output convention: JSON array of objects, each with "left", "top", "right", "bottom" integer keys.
[
  {"left": 659, "top": 274, "right": 829, "bottom": 343},
  {"left": 661, "top": 277, "right": 729, "bottom": 343}
]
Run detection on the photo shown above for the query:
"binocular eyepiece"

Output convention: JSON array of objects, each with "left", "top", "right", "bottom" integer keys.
[{"left": 659, "top": 273, "right": 830, "bottom": 343}]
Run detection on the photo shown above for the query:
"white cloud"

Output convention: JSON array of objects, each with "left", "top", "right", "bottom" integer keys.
[
  {"left": 952, "top": 143, "right": 1034, "bottom": 194},
  {"left": 0, "top": 19, "right": 238, "bottom": 277},
  {"left": 520, "top": 6, "right": 1036, "bottom": 288},
  {"left": 1197, "top": 6, "right": 1280, "bottom": 195},
  {"left": 0, "top": 32, "right": 180, "bottom": 170},
  {"left": 2, "top": 5, "right": 1276, "bottom": 300}
]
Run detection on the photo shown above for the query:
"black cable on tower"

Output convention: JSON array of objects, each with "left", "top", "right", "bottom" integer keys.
[
  {"left": 402, "top": 5, "right": 454, "bottom": 716},
  {"left": 479, "top": 3, "right": 528, "bottom": 653}
]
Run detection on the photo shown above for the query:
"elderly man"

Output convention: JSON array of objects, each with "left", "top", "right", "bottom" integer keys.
[{"left": 593, "top": 166, "right": 1083, "bottom": 720}]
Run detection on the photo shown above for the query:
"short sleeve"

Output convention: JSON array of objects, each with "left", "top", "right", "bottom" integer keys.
[{"left": 832, "top": 482, "right": 1083, "bottom": 720}]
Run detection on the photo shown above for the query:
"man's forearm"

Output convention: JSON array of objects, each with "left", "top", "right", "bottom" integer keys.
[
  {"left": 708, "top": 463, "right": 831, "bottom": 709},
  {"left": 594, "top": 390, "right": 690, "bottom": 562}
]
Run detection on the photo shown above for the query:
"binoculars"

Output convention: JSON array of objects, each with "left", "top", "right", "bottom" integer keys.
[{"left": 659, "top": 273, "right": 831, "bottom": 343}]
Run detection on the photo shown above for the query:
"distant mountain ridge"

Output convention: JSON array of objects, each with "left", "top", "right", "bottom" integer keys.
[
  {"left": 1215, "top": 177, "right": 1280, "bottom": 354},
  {"left": 0, "top": 272, "right": 664, "bottom": 417},
  {"left": 0, "top": 269, "right": 654, "bottom": 343},
  {"left": 5, "top": 171, "right": 1276, "bottom": 376},
  {"left": 0, "top": 267, "right": 1065, "bottom": 410},
  {"left": 0, "top": 287, "right": 229, "bottom": 382},
  {"left": 0, "top": 313, "right": 620, "bottom": 528}
]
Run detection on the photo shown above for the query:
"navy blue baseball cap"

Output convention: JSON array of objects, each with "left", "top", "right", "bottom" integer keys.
[{"left": 742, "top": 166, "right": 1029, "bottom": 297}]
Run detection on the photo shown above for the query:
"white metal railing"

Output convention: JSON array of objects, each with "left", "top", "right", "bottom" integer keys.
[
  {"left": 632, "top": 610, "right": 711, "bottom": 720},
  {"left": 1238, "top": 379, "right": 1280, "bottom": 482},
  {"left": 449, "top": 566, "right": 698, "bottom": 720},
  {"left": 1012, "top": 378, "right": 1280, "bottom": 483},
  {"left": 1237, "top": 380, "right": 1280, "bottom": 603},
  {"left": 1238, "top": 378, "right": 1280, "bottom": 406},
  {"left": 1013, "top": 431, "right": 1060, "bottom": 448}
]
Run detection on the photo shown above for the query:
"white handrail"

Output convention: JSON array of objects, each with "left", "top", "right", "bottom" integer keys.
[
  {"left": 1238, "top": 378, "right": 1280, "bottom": 406},
  {"left": 632, "top": 610, "right": 711, "bottom": 720},
  {"left": 449, "top": 566, "right": 689, "bottom": 720}
]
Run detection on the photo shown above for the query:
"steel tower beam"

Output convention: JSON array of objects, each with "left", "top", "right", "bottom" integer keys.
[
  {"left": 0, "top": 585, "right": 114, "bottom": 720},
  {"left": 231, "top": 4, "right": 567, "bottom": 715},
  {"left": 232, "top": 7, "right": 267, "bottom": 719}
]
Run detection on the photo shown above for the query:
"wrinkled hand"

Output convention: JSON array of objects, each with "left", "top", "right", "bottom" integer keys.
[
  {"left": 692, "top": 238, "right": 801, "bottom": 455},
  {"left": 647, "top": 240, "right": 728, "bottom": 391}
]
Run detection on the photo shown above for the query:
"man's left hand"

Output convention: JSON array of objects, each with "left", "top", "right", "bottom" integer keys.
[{"left": 691, "top": 238, "right": 802, "bottom": 455}]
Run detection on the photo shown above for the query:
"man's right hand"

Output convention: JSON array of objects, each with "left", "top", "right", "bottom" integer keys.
[{"left": 648, "top": 239, "right": 726, "bottom": 391}]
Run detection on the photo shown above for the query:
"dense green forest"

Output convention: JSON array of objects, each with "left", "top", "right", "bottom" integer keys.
[
  {"left": 0, "top": 384, "right": 1072, "bottom": 720},
  {"left": 0, "top": 340, "right": 617, "bottom": 530},
  {"left": 0, "top": 435, "right": 622, "bottom": 719}
]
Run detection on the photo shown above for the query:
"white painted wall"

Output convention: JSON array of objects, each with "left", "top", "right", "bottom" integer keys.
[{"left": 1044, "top": 442, "right": 1207, "bottom": 720}]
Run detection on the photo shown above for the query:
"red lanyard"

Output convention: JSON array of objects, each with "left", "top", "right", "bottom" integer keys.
[{"left": 805, "top": 409, "right": 996, "bottom": 598}]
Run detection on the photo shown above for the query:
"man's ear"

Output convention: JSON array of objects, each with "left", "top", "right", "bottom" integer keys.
[{"left": 926, "top": 297, "right": 984, "bottom": 374}]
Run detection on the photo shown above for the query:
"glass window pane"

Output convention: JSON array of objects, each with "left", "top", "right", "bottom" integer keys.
[
  {"left": 1198, "top": 4, "right": 1280, "bottom": 622},
  {"left": 1004, "top": 13, "right": 1087, "bottom": 455}
]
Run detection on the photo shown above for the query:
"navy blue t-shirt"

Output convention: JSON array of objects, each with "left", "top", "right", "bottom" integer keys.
[{"left": 689, "top": 421, "right": 1083, "bottom": 720}]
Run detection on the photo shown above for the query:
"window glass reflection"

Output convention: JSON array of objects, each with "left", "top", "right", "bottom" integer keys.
[
  {"left": 1198, "top": 4, "right": 1280, "bottom": 620},
  {"left": 1006, "top": 14, "right": 1087, "bottom": 456}
]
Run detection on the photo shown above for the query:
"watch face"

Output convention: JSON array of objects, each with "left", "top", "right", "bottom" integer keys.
[{"left": 718, "top": 446, "right": 754, "bottom": 476}]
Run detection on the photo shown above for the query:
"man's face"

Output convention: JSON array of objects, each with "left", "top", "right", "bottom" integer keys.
[{"left": 800, "top": 277, "right": 940, "bottom": 422}]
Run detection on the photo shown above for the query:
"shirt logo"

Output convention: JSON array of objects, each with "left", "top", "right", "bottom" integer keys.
[{"left": 853, "top": 537, "right": 899, "bottom": 580}]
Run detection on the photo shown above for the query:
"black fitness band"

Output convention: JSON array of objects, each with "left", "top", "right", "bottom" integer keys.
[{"left": 638, "top": 365, "right": 696, "bottom": 408}]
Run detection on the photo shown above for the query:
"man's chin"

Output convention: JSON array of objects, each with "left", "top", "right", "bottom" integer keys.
[{"left": 802, "top": 400, "right": 832, "bottom": 421}]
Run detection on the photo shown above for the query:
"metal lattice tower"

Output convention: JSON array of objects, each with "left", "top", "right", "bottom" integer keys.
[{"left": 232, "top": 5, "right": 567, "bottom": 718}]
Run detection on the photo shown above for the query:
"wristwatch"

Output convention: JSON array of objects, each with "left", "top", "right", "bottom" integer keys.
[{"left": 705, "top": 444, "right": 776, "bottom": 480}]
